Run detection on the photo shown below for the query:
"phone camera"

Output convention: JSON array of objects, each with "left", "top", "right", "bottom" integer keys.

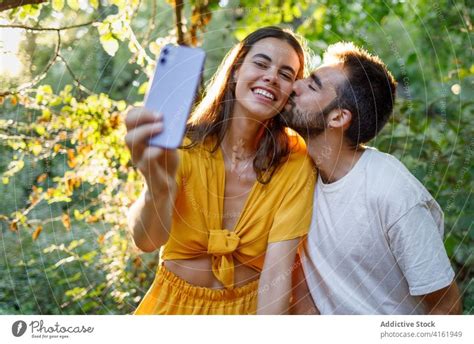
[
  {"left": 160, "top": 57, "right": 166, "bottom": 65},
  {"left": 162, "top": 47, "right": 169, "bottom": 55}
]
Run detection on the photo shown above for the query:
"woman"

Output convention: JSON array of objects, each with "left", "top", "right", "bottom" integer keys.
[{"left": 125, "top": 26, "right": 315, "bottom": 315}]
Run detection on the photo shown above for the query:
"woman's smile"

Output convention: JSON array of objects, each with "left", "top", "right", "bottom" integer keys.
[{"left": 233, "top": 37, "right": 300, "bottom": 121}]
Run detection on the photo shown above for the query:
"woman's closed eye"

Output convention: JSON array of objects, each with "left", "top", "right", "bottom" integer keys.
[
  {"left": 253, "top": 61, "right": 268, "bottom": 68},
  {"left": 279, "top": 71, "right": 293, "bottom": 81},
  {"left": 253, "top": 60, "right": 294, "bottom": 81}
]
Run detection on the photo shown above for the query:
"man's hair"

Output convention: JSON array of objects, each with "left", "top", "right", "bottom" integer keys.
[{"left": 323, "top": 42, "right": 397, "bottom": 146}]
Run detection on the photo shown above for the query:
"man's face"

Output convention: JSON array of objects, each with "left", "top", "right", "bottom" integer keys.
[{"left": 281, "top": 63, "right": 347, "bottom": 138}]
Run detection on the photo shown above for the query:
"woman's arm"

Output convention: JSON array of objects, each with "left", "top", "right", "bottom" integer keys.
[
  {"left": 125, "top": 107, "right": 179, "bottom": 252},
  {"left": 289, "top": 254, "right": 319, "bottom": 315},
  {"left": 257, "top": 238, "right": 300, "bottom": 315},
  {"left": 127, "top": 183, "right": 176, "bottom": 252}
]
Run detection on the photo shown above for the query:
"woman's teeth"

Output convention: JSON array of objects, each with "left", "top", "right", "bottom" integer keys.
[{"left": 253, "top": 88, "right": 275, "bottom": 100}]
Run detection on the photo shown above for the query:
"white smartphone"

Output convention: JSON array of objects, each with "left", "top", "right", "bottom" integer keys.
[{"left": 145, "top": 44, "right": 206, "bottom": 148}]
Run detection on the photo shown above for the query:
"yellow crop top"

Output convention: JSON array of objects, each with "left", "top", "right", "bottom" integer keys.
[{"left": 161, "top": 135, "right": 316, "bottom": 289}]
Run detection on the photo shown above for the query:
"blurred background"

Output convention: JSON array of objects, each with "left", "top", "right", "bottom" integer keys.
[{"left": 0, "top": 0, "right": 472, "bottom": 314}]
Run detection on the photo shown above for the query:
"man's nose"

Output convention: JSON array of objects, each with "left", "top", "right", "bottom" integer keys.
[{"left": 292, "top": 80, "right": 303, "bottom": 95}]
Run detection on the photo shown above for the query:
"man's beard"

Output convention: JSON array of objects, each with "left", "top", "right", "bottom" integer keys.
[{"left": 281, "top": 97, "right": 339, "bottom": 139}]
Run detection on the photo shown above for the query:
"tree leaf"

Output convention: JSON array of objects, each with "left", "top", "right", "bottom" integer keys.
[
  {"left": 52, "top": 0, "right": 64, "bottom": 11},
  {"left": 89, "top": 0, "right": 99, "bottom": 9},
  {"left": 67, "top": 0, "right": 80, "bottom": 11},
  {"left": 100, "top": 33, "right": 119, "bottom": 57},
  {"left": 62, "top": 213, "right": 71, "bottom": 231},
  {"left": 32, "top": 226, "right": 43, "bottom": 241}
]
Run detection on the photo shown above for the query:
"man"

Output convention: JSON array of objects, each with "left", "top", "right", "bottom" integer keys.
[{"left": 284, "top": 42, "right": 461, "bottom": 314}]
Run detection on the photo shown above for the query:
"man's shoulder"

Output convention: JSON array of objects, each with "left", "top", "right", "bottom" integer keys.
[
  {"left": 363, "top": 147, "right": 407, "bottom": 171},
  {"left": 364, "top": 147, "right": 425, "bottom": 193},
  {"left": 363, "top": 147, "right": 441, "bottom": 224}
]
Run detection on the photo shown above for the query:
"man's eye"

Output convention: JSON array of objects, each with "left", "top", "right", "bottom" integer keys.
[{"left": 309, "top": 84, "right": 317, "bottom": 91}]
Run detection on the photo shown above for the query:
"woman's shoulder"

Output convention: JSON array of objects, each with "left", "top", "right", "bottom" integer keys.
[
  {"left": 179, "top": 135, "right": 216, "bottom": 155},
  {"left": 176, "top": 135, "right": 221, "bottom": 174},
  {"left": 285, "top": 132, "right": 312, "bottom": 166},
  {"left": 269, "top": 132, "right": 315, "bottom": 183}
]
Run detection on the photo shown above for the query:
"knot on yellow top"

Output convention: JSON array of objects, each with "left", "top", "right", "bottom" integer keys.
[
  {"left": 207, "top": 229, "right": 240, "bottom": 255},
  {"left": 207, "top": 229, "right": 240, "bottom": 289}
]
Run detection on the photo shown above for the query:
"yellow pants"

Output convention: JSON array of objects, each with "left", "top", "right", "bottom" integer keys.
[{"left": 134, "top": 264, "right": 259, "bottom": 315}]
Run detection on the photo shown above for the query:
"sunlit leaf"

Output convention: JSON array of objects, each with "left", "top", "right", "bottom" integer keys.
[
  {"left": 81, "top": 251, "right": 97, "bottom": 262},
  {"left": 9, "top": 220, "right": 18, "bottom": 231},
  {"left": 67, "top": 0, "right": 80, "bottom": 11},
  {"left": 3, "top": 160, "right": 25, "bottom": 178},
  {"left": 32, "top": 226, "right": 43, "bottom": 240},
  {"left": 35, "top": 125, "right": 46, "bottom": 136},
  {"left": 90, "top": 0, "right": 99, "bottom": 9},
  {"left": 55, "top": 256, "right": 76, "bottom": 268},
  {"left": 31, "top": 141, "right": 42, "bottom": 156},
  {"left": 62, "top": 213, "right": 71, "bottom": 231},
  {"left": 53, "top": 144, "right": 62, "bottom": 153},
  {"left": 68, "top": 239, "right": 85, "bottom": 250},
  {"left": 100, "top": 33, "right": 119, "bottom": 57},
  {"left": 52, "top": 0, "right": 64, "bottom": 11},
  {"left": 36, "top": 173, "right": 48, "bottom": 183},
  {"left": 97, "top": 234, "right": 105, "bottom": 245},
  {"left": 138, "top": 81, "right": 148, "bottom": 95}
]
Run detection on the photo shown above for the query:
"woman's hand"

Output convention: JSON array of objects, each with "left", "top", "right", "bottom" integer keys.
[
  {"left": 125, "top": 107, "right": 179, "bottom": 197},
  {"left": 289, "top": 254, "right": 319, "bottom": 315},
  {"left": 257, "top": 238, "right": 301, "bottom": 314},
  {"left": 125, "top": 107, "right": 179, "bottom": 252}
]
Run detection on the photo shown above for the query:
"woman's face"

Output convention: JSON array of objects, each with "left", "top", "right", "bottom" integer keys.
[{"left": 233, "top": 37, "right": 301, "bottom": 122}]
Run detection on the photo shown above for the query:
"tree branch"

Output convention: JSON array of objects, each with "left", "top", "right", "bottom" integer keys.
[
  {"left": 0, "top": 30, "right": 61, "bottom": 97},
  {"left": 0, "top": 21, "right": 97, "bottom": 31},
  {"left": 141, "top": 0, "right": 157, "bottom": 48},
  {"left": 0, "top": 0, "right": 47, "bottom": 12},
  {"left": 57, "top": 54, "right": 94, "bottom": 96},
  {"left": 127, "top": 23, "right": 154, "bottom": 65},
  {"left": 174, "top": 0, "right": 185, "bottom": 45}
]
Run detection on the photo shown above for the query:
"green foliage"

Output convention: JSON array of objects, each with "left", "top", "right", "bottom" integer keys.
[
  {"left": 0, "top": 0, "right": 472, "bottom": 314},
  {"left": 1, "top": 220, "right": 158, "bottom": 314}
]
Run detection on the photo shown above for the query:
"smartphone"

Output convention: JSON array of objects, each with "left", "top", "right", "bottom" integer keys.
[{"left": 145, "top": 44, "right": 206, "bottom": 148}]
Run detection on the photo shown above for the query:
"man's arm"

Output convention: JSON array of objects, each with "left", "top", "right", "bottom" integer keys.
[
  {"left": 385, "top": 200, "right": 460, "bottom": 314},
  {"left": 420, "top": 280, "right": 462, "bottom": 314},
  {"left": 290, "top": 254, "right": 319, "bottom": 315},
  {"left": 257, "top": 239, "right": 300, "bottom": 315}
]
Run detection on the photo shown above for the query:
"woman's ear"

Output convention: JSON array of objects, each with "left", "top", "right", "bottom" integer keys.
[
  {"left": 327, "top": 108, "right": 352, "bottom": 129},
  {"left": 232, "top": 67, "right": 240, "bottom": 83}
]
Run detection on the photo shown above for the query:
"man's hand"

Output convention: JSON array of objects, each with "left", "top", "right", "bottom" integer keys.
[{"left": 421, "top": 281, "right": 462, "bottom": 314}]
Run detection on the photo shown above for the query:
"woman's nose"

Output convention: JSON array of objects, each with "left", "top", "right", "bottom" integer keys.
[{"left": 262, "top": 68, "right": 278, "bottom": 84}]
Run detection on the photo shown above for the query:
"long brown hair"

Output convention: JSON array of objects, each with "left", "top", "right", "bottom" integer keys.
[{"left": 185, "top": 26, "right": 306, "bottom": 184}]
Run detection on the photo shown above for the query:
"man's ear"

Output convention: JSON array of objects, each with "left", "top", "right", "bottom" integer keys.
[{"left": 327, "top": 108, "right": 352, "bottom": 129}]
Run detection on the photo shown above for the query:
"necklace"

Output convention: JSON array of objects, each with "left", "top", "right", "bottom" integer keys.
[
  {"left": 222, "top": 138, "right": 256, "bottom": 181},
  {"left": 232, "top": 156, "right": 254, "bottom": 181}
]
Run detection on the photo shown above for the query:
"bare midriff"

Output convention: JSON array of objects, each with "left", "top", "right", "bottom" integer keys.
[{"left": 164, "top": 255, "right": 260, "bottom": 289}]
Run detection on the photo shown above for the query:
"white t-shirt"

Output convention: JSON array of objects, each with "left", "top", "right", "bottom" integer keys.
[{"left": 301, "top": 147, "right": 455, "bottom": 314}]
